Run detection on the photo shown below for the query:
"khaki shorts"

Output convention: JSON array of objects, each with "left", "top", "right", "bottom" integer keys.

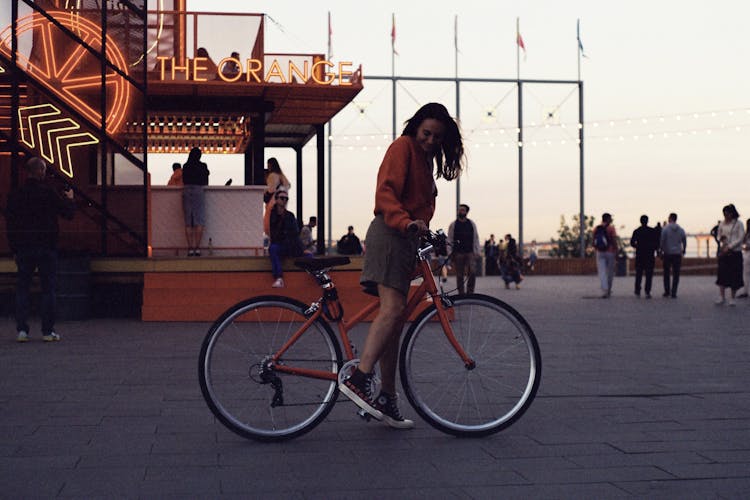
[{"left": 360, "top": 215, "right": 418, "bottom": 296}]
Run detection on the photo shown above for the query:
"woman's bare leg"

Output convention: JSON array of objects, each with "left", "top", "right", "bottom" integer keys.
[{"left": 358, "top": 285, "right": 407, "bottom": 392}]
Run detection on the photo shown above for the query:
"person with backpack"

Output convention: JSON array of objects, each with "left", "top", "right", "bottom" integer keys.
[{"left": 593, "top": 213, "right": 618, "bottom": 298}]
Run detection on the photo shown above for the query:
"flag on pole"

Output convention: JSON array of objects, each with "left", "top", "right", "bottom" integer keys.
[
  {"left": 391, "top": 13, "right": 398, "bottom": 56},
  {"left": 327, "top": 11, "right": 333, "bottom": 59},
  {"left": 577, "top": 18, "right": 588, "bottom": 58},
  {"left": 516, "top": 21, "right": 527, "bottom": 60}
]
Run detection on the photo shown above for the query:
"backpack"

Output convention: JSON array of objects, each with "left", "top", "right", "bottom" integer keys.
[{"left": 593, "top": 225, "right": 609, "bottom": 251}]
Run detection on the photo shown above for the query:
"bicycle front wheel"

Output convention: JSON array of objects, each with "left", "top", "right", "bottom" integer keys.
[
  {"left": 199, "top": 296, "right": 342, "bottom": 441},
  {"left": 400, "top": 294, "right": 541, "bottom": 437}
]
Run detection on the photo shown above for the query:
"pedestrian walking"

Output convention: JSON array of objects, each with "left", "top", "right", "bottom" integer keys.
[
  {"left": 337, "top": 225, "right": 363, "bottom": 255},
  {"left": 340, "top": 102, "right": 465, "bottom": 429},
  {"left": 593, "top": 213, "right": 618, "bottom": 298},
  {"left": 630, "top": 215, "right": 659, "bottom": 298},
  {"left": 484, "top": 234, "right": 499, "bottom": 275},
  {"left": 714, "top": 204, "right": 745, "bottom": 306},
  {"left": 739, "top": 218, "right": 750, "bottom": 299},
  {"left": 528, "top": 239, "right": 538, "bottom": 271},
  {"left": 448, "top": 204, "right": 480, "bottom": 295},
  {"left": 660, "top": 212, "right": 687, "bottom": 298},
  {"left": 500, "top": 252, "right": 523, "bottom": 289},
  {"left": 5, "top": 157, "right": 75, "bottom": 342}
]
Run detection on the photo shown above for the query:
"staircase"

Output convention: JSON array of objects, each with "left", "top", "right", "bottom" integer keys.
[
  {"left": 0, "top": 4, "right": 148, "bottom": 257},
  {"left": 0, "top": 78, "right": 27, "bottom": 159}
]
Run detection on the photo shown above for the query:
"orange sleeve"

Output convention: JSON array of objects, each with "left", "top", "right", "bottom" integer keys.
[{"left": 374, "top": 138, "right": 413, "bottom": 233}]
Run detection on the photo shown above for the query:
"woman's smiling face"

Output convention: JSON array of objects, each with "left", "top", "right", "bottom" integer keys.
[{"left": 415, "top": 118, "right": 445, "bottom": 154}]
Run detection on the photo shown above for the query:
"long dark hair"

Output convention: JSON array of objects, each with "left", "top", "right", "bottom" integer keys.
[
  {"left": 267, "top": 157, "right": 282, "bottom": 174},
  {"left": 402, "top": 102, "right": 464, "bottom": 181},
  {"left": 723, "top": 203, "right": 739, "bottom": 220},
  {"left": 186, "top": 147, "right": 202, "bottom": 164}
]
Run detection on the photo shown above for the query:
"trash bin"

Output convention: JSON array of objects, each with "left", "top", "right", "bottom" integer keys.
[
  {"left": 56, "top": 254, "right": 91, "bottom": 320},
  {"left": 615, "top": 254, "right": 627, "bottom": 277}
]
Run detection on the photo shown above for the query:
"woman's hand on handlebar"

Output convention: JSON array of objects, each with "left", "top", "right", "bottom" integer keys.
[{"left": 407, "top": 220, "right": 429, "bottom": 236}]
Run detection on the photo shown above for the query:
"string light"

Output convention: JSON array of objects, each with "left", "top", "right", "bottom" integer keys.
[
  {"left": 327, "top": 105, "right": 750, "bottom": 151},
  {"left": 327, "top": 105, "right": 750, "bottom": 144}
]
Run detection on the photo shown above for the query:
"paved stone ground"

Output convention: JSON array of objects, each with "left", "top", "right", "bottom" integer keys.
[{"left": 1, "top": 275, "right": 749, "bottom": 498}]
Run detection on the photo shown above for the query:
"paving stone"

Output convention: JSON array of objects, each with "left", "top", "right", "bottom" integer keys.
[{"left": 0, "top": 276, "right": 748, "bottom": 497}]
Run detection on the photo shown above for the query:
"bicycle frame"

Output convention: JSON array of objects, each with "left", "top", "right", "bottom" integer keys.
[{"left": 270, "top": 246, "right": 475, "bottom": 381}]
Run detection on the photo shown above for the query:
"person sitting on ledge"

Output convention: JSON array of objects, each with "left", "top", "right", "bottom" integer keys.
[
  {"left": 195, "top": 47, "right": 218, "bottom": 80},
  {"left": 221, "top": 51, "right": 241, "bottom": 79},
  {"left": 268, "top": 187, "right": 303, "bottom": 288}
]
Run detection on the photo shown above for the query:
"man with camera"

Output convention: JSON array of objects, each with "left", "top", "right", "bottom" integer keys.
[{"left": 6, "top": 157, "right": 75, "bottom": 342}]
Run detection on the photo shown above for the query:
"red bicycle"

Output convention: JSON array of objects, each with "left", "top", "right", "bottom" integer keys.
[{"left": 199, "top": 230, "right": 541, "bottom": 441}]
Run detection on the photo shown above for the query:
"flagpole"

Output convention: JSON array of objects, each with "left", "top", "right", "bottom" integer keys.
[
  {"left": 391, "top": 12, "right": 396, "bottom": 141},
  {"left": 577, "top": 18, "right": 581, "bottom": 82},
  {"left": 516, "top": 17, "right": 520, "bottom": 82},
  {"left": 577, "top": 18, "right": 585, "bottom": 258},
  {"left": 455, "top": 14, "right": 461, "bottom": 208},
  {"left": 516, "top": 17, "right": 524, "bottom": 256}
]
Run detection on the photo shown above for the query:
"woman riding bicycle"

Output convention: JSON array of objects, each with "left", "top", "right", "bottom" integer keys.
[{"left": 339, "top": 102, "right": 465, "bottom": 428}]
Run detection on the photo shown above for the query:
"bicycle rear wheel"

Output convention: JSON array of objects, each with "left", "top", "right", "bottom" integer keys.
[
  {"left": 400, "top": 294, "right": 541, "bottom": 437},
  {"left": 199, "top": 296, "right": 342, "bottom": 441}
]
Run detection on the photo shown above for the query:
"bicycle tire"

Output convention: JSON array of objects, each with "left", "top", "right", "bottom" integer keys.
[
  {"left": 399, "top": 294, "right": 541, "bottom": 437},
  {"left": 199, "top": 296, "right": 343, "bottom": 441}
]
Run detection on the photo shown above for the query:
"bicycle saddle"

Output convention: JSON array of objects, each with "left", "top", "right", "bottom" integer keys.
[{"left": 294, "top": 256, "right": 351, "bottom": 271}]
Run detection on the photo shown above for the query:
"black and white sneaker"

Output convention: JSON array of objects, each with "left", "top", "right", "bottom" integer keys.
[
  {"left": 374, "top": 392, "right": 415, "bottom": 429},
  {"left": 339, "top": 369, "right": 383, "bottom": 420}
]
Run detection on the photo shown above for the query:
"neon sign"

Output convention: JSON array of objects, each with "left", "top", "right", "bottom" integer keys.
[
  {"left": 17, "top": 103, "right": 99, "bottom": 179},
  {"left": 0, "top": 12, "right": 131, "bottom": 135},
  {"left": 157, "top": 57, "right": 354, "bottom": 85}
]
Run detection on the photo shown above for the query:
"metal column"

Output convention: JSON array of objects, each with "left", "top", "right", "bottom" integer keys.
[
  {"left": 316, "top": 124, "right": 325, "bottom": 255},
  {"left": 455, "top": 80, "right": 461, "bottom": 209},
  {"left": 10, "top": 0, "right": 19, "bottom": 187},
  {"left": 517, "top": 81, "right": 524, "bottom": 255},
  {"left": 251, "top": 114, "right": 265, "bottom": 185},
  {"left": 295, "top": 146, "right": 303, "bottom": 223},
  {"left": 578, "top": 81, "right": 585, "bottom": 257}
]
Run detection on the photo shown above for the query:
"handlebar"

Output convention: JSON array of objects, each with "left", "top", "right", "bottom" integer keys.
[{"left": 417, "top": 229, "right": 448, "bottom": 260}]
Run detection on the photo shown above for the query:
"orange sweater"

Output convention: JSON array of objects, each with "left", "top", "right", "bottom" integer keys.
[
  {"left": 373, "top": 135, "right": 436, "bottom": 233},
  {"left": 167, "top": 169, "right": 183, "bottom": 186}
]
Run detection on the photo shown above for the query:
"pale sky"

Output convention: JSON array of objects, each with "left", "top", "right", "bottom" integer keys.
[{"left": 151, "top": 0, "right": 749, "bottom": 247}]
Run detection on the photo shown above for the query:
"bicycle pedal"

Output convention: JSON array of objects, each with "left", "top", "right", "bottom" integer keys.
[{"left": 357, "top": 408, "right": 372, "bottom": 422}]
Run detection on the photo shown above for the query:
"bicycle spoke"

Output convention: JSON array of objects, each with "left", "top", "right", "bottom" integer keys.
[
  {"left": 479, "top": 341, "right": 530, "bottom": 365},
  {"left": 453, "top": 377, "right": 469, "bottom": 423},
  {"left": 401, "top": 296, "right": 540, "bottom": 436},
  {"left": 474, "top": 370, "right": 526, "bottom": 393},
  {"left": 467, "top": 375, "right": 483, "bottom": 423},
  {"left": 200, "top": 297, "right": 341, "bottom": 441}
]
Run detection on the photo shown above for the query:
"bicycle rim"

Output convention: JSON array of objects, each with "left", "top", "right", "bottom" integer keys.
[
  {"left": 199, "top": 296, "right": 342, "bottom": 441},
  {"left": 400, "top": 294, "right": 541, "bottom": 436}
]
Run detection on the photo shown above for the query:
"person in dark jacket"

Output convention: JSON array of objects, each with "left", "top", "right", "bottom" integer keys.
[
  {"left": 6, "top": 157, "right": 75, "bottom": 342},
  {"left": 337, "top": 225, "right": 363, "bottom": 255},
  {"left": 630, "top": 215, "right": 659, "bottom": 298},
  {"left": 182, "top": 147, "right": 209, "bottom": 256},
  {"left": 268, "top": 188, "right": 302, "bottom": 287}
]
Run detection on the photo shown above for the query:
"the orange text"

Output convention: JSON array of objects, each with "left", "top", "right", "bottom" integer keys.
[{"left": 157, "top": 57, "right": 354, "bottom": 85}]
